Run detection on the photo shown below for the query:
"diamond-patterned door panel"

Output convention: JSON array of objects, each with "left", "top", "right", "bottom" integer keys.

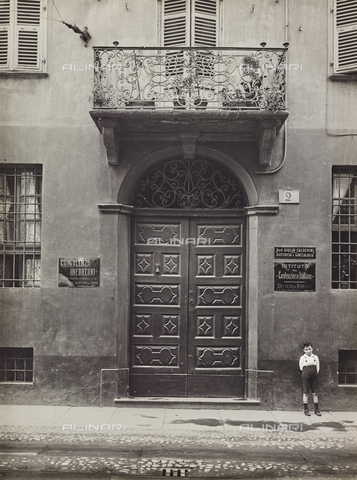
[
  {"left": 134, "top": 314, "right": 151, "bottom": 335},
  {"left": 224, "top": 255, "right": 241, "bottom": 276},
  {"left": 196, "top": 316, "right": 214, "bottom": 336},
  {"left": 197, "top": 255, "right": 214, "bottom": 276},
  {"left": 162, "top": 254, "right": 180, "bottom": 275},
  {"left": 223, "top": 316, "right": 242, "bottom": 337},
  {"left": 135, "top": 253, "right": 153, "bottom": 274},
  {"left": 163, "top": 315, "right": 179, "bottom": 335},
  {"left": 134, "top": 313, "right": 179, "bottom": 337}
]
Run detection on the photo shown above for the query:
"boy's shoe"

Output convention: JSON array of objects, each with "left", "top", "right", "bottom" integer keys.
[
  {"left": 315, "top": 407, "right": 321, "bottom": 416},
  {"left": 304, "top": 408, "right": 311, "bottom": 416}
]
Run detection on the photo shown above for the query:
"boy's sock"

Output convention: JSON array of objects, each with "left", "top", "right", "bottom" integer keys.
[
  {"left": 303, "top": 403, "right": 310, "bottom": 416},
  {"left": 314, "top": 403, "right": 321, "bottom": 416}
]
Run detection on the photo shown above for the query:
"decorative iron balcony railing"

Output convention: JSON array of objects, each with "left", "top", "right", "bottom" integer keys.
[{"left": 92, "top": 45, "right": 288, "bottom": 111}]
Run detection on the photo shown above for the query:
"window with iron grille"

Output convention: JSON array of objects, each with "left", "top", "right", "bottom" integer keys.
[
  {"left": 0, "top": 165, "right": 42, "bottom": 287},
  {"left": 0, "top": 347, "right": 33, "bottom": 382},
  {"left": 332, "top": 167, "right": 357, "bottom": 289},
  {"left": 0, "top": 0, "right": 47, "bottom": 72},
  {"left": 339, "top": 350, "right": 357, "bottom": 385}
]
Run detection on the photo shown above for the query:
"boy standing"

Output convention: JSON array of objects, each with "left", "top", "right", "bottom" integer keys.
[{"left": 299, "top": 342, "right": 321, "bottom": 416}]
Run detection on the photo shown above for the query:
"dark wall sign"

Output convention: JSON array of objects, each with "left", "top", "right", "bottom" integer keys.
[
  {"left": 275, "top": 247, "right": 316, "bottom": 259},
  {"left": 59, "top": 258, "right": 100, "bottom": 287},
  {"left": 274, "top": 262, "right": 316, "bottom": 292}
]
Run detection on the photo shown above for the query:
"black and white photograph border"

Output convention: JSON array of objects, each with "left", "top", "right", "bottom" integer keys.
[{"left": 0, "top": 0, "right": 357, "bottom": 478}]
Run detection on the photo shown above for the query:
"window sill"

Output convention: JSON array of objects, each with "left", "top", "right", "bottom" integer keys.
[
  {"left": 338, "top": 384, "right": 357, "bottom": 387},
  {"left": 0, "top": 382, "right": 34, "bottom": 385},
  {"left": 329, "top": 73, "right": 357, "bottom": 82},
  {"left": 0, "top": 71, "right": 48, "bottom": 79}
]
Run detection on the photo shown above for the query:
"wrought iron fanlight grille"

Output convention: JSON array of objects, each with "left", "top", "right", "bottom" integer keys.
[{"left": 132, "top": 158, "right": 247, "bottom": 209}]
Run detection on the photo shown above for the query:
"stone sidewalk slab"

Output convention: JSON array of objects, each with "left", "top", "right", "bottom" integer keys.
[
  {"left": 329, "top": 411, "right": 357, "bottom": 430},
  {"left": 0, "top": 405, "right": 71, "bottom": 426},
  {"left": 109, "top": 407, "right": 166, "bottom": 430},
  {"left": 51, "top": 406, "right": 123, "bottom": 427},
  {"left": 0, "top": 405, "right": 356, "bottom": 435},
  {"left": 164, "top": 408, "right": 224, "bottom": 431}
]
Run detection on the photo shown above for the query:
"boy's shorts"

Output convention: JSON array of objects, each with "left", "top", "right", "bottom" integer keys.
[{"left": 301, "top": 365, "right": 318, "bottom": 394}]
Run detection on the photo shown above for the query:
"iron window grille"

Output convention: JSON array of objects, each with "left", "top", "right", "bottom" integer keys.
[
  {"left": 0, "top": 165, "right": 42, "bottom": 287},
  {"left": 339, "top": 350, "right": 357, "bottom": 385},
  {"left": 332, "top": 167, "right": 357, "bottom": 289},
  {"left": 0, "top": 347, "right": 33, "bottom": 382}
]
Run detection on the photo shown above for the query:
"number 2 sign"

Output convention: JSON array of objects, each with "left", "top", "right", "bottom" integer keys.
[{"left": 279, "top": 190, "right": 300, "bottom": 204}]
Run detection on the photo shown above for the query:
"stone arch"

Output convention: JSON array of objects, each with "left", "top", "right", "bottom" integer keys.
[{"left": 117, "top": 146, "right": 258, "bottom": 207}]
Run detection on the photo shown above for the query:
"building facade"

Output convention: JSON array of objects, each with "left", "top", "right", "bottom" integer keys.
[{"left": 0, "top": 0, "right": 356, "bottom": 409}]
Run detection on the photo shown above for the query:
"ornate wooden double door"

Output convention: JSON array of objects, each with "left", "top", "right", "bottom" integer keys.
[{"left": 130, "top": 213, "right": 245, "bottom": 397}]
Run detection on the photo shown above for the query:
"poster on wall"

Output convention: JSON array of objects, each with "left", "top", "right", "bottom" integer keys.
[
  {"left": 58, "top": 258, "right": 100, "bottom": 287},
  {"left": 274, "top": 262, "right": 316, "bottom": 292}
]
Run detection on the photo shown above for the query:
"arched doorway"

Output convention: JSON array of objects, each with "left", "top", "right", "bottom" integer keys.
[{"left": 129, "top": 157, "right": 248, "bottom": 397}]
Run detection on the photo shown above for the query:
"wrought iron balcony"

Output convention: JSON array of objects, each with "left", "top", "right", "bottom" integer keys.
[
  {"left": 90, "top": 45, "right": 289, "bottom": 168},
  {"left": 92, "top": 45, "right": 288, "bottom": 111}
]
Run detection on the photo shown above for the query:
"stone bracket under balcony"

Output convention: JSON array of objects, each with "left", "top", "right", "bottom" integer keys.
[{"left": 90, "top": 109, "right": 289, "bottom": 168}]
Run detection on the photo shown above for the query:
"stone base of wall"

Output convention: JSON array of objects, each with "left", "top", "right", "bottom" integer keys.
[
  {"left": 0, "top": 356, "right": 118, "bottom": 406},
  {"left": 258, "top": 360, "right": 357, "bottom": 411},
  {"left": 1, "top": 357, "right": 356, "bottom": 410}
]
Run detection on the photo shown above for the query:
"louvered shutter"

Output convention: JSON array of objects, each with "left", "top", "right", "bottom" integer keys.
[
  {"left": 192, "top": 0, "right": 217, "bottom": 79},
  {"left": 15, "top": 0, "right": 41, "bottom": 69},
  {"left": 335, "top": 0, "right": 357, "bottom": 73},
  {"left": 0, "top": 0, "right": 10, "bottom": 68},
  {"left": 163, "top": 0, "right": 218, "bottom": 47},
  {"left": 163, "top": 0, "right": 188, "bottom": 46},
  {"left": 163, "top": 0, "right": 188, "bottom": 76},
  {"left": 192, "top": 0, "right": 217, "bottom": 47}
]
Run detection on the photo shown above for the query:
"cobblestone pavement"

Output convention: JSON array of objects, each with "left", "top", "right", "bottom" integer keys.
[{"left": 0, "top": 425, "right": 357, "bottom": 478}]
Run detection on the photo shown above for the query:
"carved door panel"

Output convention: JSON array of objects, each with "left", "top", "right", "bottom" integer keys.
[
  {"left": 130, "top": 217, "right": 189, "bottom": 396},
  {"left": 130, "top": 215, "right": 245, "bottom": 397},
  {"left": 187, "top": 218, "right": 245, "bottom": 396}
]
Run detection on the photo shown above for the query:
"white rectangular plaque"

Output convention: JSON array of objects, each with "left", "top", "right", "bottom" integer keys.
[{"left": 279, "top": 190, "right": 300, "bottom": 204}]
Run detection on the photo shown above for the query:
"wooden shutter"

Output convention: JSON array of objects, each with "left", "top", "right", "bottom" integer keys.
[
  {"left": 163, "top": 0, "right": 188, "bottom": 46},
  {"left": 335, "top": 0, "right": 357, "bottom": 73},
  {"left": 15, "top": 0, "right": 41, "bottom": 69},
  {"left": 163, "top": 0, "right": 218, "bottom": 47},
  {"left": 163, "top": 0, "right": 188, "bottom": 77},
  {"left": 193, "top": 0, "right": 217, "bottom": 47},
  {"left": 0, "top": 0, "right": 10, "bottom": 68}
]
